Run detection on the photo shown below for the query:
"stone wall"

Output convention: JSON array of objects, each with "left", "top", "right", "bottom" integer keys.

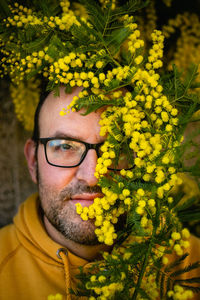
[{"left": 0, "top": 82, "right": 36, "bottom": 228}]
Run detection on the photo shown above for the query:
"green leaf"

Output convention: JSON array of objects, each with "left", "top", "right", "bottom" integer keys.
[
  {"left": 190, "top": 82, "right": 200, "bottom": 89},
  {"left": 167, "top": 276, "right": 173, "bottom": 293},
  {"left": 53, "top": 85, "right": 60, "bottom": 97},
  {"left": 183, "top": 64, "right": 199, "bottom": 91},
  {"left": 175, "top": 277, "right": 200, "bottom": 285},
  {"left": 74, "top": 95, "right": 123, "bottom": 115},
  {"left": 65, "top": 85, "right": 72, "bottom": 94},
  {"left": 25, "top": 0, "right": 61, "bottom": 17},
  {"left": 160, "top": 273, "right": 165, "bottom": 299},
  {"left": 47, "top": 34, "right": 66, "bottom": 59},
  {"left": 22, "top": 31, "right": 52, "bottom": 53},
  {"left": 26, "top": 65, "right": 45, "bottom": 80},
  {"left": 128, "top": 180, "right": 157, "bottom": 191},
  {"left": 161, "top": 64, "right": 200, "bottom": 118},
  {"left": 177, "top": 208, "right": 200, "bottom": 222},
  {"left": 174, "top": 197, "right": 198, "bottom": 212},
  {"left": 79, "top": 0, "right": 105, "bottom": 32},
  {"left": 170, "top": 261, "right": 200, "bottom": 277},
  {"left": 165, "top": 253, "right": 189, "bottom": 273},
  {"left": 71, "top": 20, "right": 100, "bottom": 46},
  {"left": 169, "top": 64, "right": 200, "bottom": 114},
  {"left": 105, "top": 27, "right": 131, "bottom": 55},
  {"left": 137, "top": 287, "right": 152, "bottom": 300},
  {"left": 113, "top": 0, "right": 149, "bottom": 17},
  {"left": 178, "top": 284, "right": 200, "bottom": 293}
]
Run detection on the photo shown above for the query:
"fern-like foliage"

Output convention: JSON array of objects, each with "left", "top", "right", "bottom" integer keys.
[
  {"left": 72, "top": 94, "right": 123, "bottom": 115},
  {"left": 162, "top": 64, "right": 200, "bottom": 115},
  {"left": 77, "top": 0, "right": 148, "bottom": 56},
  {"left": 155, "top": 254, "right": 200, "bottom": 299}
]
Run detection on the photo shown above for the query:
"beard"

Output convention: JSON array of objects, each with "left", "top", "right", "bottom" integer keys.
[{"left": 37, "top": 170, "right": 102, "bottom": 245}]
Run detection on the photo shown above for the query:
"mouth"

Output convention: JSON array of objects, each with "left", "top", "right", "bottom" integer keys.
[{"left": 70, "top": 193, "right": 103, "bottom": 207}]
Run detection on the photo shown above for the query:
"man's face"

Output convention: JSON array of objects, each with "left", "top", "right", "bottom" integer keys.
[{"left": 36, "top": 87, "right": 105, "bottom": 245}]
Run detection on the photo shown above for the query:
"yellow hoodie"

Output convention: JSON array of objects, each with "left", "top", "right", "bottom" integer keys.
[
  {"left": 0, "top": 193, "right": 200, "bottom": 300},
  {"left": 0, "top": 193, "right": 88, "bottom": 300}
]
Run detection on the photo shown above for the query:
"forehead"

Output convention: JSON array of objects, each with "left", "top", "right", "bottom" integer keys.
[{"left": 39, "top": 87, "right": 104, "bottom": 142}]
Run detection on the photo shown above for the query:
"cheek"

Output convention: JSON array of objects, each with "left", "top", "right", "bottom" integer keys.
[{"left": 37, "top": 149, "right": 77, "bottom": 189}]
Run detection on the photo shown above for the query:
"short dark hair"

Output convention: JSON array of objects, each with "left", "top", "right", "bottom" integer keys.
[{"left": 32, "top": 81, "right": 49, "bottom": 141}]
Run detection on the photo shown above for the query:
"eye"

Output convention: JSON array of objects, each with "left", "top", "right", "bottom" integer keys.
[
  {"left": 55, "top": 143, "right": 71, "bottom": 151},
  {"left": 48, "top": 140, "right": 74, "bottom": 152}
]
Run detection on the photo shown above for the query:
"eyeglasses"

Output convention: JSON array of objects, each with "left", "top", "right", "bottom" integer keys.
[{"left": 37, "top": 137, "right": 134, "bottom": 171}]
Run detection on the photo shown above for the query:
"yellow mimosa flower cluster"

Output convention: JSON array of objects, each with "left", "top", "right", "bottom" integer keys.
[
  {"left": 76, "top": 185, "right": 125, "bottom": 245},
  {"left": 0, "top": 2, "right": 79, "bottom": 86},
  {"left": 5, "top": 1, "right": 78, "bottom": 30},
  {"left": 167, "top": 285, "right": 194, "bottom": 300},
  {"left": 163, "top": 12, "right": 200, "bottom": 85},
  {"left": 99, "top": 0, "right": 116, "bottom": 10},
  {"left": 140, "top": 274, "right": 159, "bottom": 299},
  {"left": 126, "top": 22, "right": 144, "bottom": 56},
  {"left": 170, "top": 228, "right": 190, "bottom": 256},
  {"left": 6, "top": 3, "right": 42, "bottom": 27},
  {"left": 88, "top": 281, "right": 124, "bottom": 300},
  {"left": 10, "top": 79, "right": 40, "bottom": 131},
  {"left": 73, "top": 28, "right": 183, "bottom": 246}
]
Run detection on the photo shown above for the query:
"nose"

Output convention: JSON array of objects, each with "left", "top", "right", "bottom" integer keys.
[{"left": 76, "top": 149, "right": 98, "bottom": 186}]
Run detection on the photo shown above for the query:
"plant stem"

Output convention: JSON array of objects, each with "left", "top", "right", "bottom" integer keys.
[
  {"left": 131, "top": 198, "right": 160, "bottom": 300},
  {"left": 131, "top": 238, "right": 154, "bottom": 300}
]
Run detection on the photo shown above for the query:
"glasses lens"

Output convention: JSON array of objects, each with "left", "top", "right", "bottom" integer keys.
[{"left": 46, "top": 139, "right": 86, "bottom": 167}]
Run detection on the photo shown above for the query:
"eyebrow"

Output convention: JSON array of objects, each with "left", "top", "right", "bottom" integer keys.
[
  {"left": 47, "top": 131, "right": 106, "bottom": 144},
  {"left": 49, "top": 131, "right": 83, "bottom": 140}
]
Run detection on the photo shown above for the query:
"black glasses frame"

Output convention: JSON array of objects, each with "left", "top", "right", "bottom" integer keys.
[
  {"left": 37, "top": 137, "right": 134, "bottom": 171},
  {"left": 38, "top": 137, "right": 104, "bottom": 168}
]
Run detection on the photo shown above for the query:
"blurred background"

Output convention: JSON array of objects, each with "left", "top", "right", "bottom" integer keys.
[{"left": 0, "top": 80, "right": 36, "bottom": 228}]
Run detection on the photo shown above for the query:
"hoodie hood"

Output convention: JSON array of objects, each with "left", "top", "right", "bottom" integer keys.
[{"left": 14, "top": 193, "right": 88, "bottom": 298}]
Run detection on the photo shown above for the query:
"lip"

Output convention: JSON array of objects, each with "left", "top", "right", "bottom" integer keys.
[
  {"left": 71, "top": 193, "right": 103, "bottom": 207},
  {"left": 72, "top": 193, "right": 103, "bottom": 200}
]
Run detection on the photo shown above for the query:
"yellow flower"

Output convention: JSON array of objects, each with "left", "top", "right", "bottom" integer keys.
[
  {"left": 171, "top": 232, "right": 181, "bottom": 241},
  {"left": 181, "top": 228, "right": 190, "bottom": 239},
  {"left": 137, "top": 188, "right": 145, "bottom": 196},
  {"left": 48, "top": 294, "right": 63, "bottom": 300},
  {"left": 136, "top": 206, "right": 144, "bottom": 215},
  {"left": 122, "top": 189, "right": 130, "bottom": 197},
  {"left": 96, "top": 61, "right": 104, "bottom": 68},
  {"left": 148, "top": 199, "right": 155, "bottom": 207},
  {"left": 135, "top": 55, "right": 143, "bottom": 65},
  {"left": 99, "top": 73, "right": 105, "bottom": 81},
  {"left": 98, "top": 275, "right": 106, "bottom": 283},
  {"left": 162, "top": 256, "right": 169, "bottom": 265}
]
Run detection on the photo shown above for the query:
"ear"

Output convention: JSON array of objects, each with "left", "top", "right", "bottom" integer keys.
[{"left": 24, "top": 139, "right": 37, "bottom": 184}]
